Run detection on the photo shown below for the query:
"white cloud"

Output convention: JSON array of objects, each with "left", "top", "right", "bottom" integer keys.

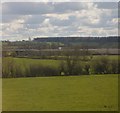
[
  {"left": 1, "top": 0, "right": 119, "bottom": 3},
  {"left": 1, "top": 2, "right": 119, "bottom": 41},
  {"left": 45, "top": 13, "right": 69, "bottom": 20}
]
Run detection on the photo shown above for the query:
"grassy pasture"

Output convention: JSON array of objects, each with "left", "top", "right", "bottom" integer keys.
[
  {"left": 3, "top": 74, "right": 118, "bottom": 111},
  {"left": 93, "top": 55, "right": 119, "bottom": 60},
  {"left": 14, "top": 58, "right": 61, "bottom": 67}
]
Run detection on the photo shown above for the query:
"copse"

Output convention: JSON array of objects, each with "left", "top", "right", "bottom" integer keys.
[
  {"left": 59, "top": 46, "right": 92, "bottom": 75},
  {"left": 91, "top": 56, "right": 120, "bottom": 74}
]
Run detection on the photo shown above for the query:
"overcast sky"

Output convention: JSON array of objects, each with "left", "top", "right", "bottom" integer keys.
[{"left": 0, "top": 1, "right": 119, "bottom": 41}]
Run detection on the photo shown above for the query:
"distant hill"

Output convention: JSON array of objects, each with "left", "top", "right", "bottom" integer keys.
[
  {"left": 32, "top": 36, "right": 119, "bottom": 49},
  {"left": 33, "top": 36, "right": 119, "bottom": 43}
]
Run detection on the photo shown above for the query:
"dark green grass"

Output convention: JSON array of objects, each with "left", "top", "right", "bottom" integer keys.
[
  {"left": 14, "top": 58, "right": 61, "bottom": 67},
  {"left": 3, "top": 74, "right": 118, "bottom": 111},
  {"left": 93, "top": 55, "right": 119, "bottom": 60}
]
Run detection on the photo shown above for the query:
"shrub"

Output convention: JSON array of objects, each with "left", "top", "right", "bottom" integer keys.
[
  {"left": 91, "top": 56, "right": 110, "bottom": 74},
  {"left": 28, "top": 64, "right": 60, "bottom": 77},
  {"left": 109, "top": 60, "right": 119, "bottom": 74},
  {"left": 72, "top": 62, "right": 83, "bottom": 75},
  {"left": 83, "top": 63, "right": 90, "bottom": 75},
  {"left": 2, "top": 57, "right": 15, "bottom": 78},
  {"left": 59, "top": 61, "right": 83, "bottom": 75}
]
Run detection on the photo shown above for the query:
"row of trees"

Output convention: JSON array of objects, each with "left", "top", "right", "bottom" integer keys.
[
  {"left": 59, "top": 53, "right": 119, "bottom": 75},
  {"left": 2, "top": 56, "right": 119, "bottom": 78}
]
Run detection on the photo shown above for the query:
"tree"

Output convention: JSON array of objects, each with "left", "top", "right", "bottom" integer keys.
[
  {"left": 84, "top": 63, "right": 90, "bottom": 75},
  {"left": 60, "top": 46, "right": 82, "bottom": 75}
]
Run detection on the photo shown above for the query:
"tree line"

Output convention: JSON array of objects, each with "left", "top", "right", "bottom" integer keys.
[{"left": 2, "top": 56, "right": 119, "bottom": 78}]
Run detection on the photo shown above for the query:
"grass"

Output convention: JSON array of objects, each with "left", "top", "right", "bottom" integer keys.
[
  {"left": 3, "top": 74, "right": 118, "bottom": 111},
  {"left": 13, "top": 58, "right": 61, "bottom": 67},
  {"left": 93, "top": 55, "right": 119, "bottom": 60}
]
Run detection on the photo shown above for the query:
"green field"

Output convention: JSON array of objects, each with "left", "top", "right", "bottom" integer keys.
[
  {"left": 14, "top": 58, "right": 61, "bottom": 67},
  {"left": 93, "top": 55, "right": 119, "bottom": 60},
  {"left": 3, "top": 75, "right": 118, "bottom": 111}
]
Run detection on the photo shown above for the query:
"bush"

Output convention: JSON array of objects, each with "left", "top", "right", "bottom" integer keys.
[
  {"left": 2, "top": 57, "right": 15, "bottom": 78},
  {"left": 91, "top": 56, "right": 110, "bottom": 74},
  {"left": 2, "top": 58, "right": 60, "bottom": 78},
  {"left": 59, "top": 61, "right": 83, "bottom": 75},
  {"left": 28, "top": 64, "right": 60, "bottom": 77},
  {"left": 72, "top": 62, "right": 83, "bottom": 75},
  {"left": 83, "top": 63, "right": 90, "bottom": 75},
  {"left": 109, "top": 60, "right": 119, "bottom": 74}
]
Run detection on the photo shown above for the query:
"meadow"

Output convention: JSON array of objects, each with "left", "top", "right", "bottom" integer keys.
[{"left": 2, "top": 74, "right": 118, "bottom": 111}]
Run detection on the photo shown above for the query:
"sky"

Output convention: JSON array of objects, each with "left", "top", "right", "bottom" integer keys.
[{"left": 0, "top": 0, "right": 119, "bottom": 41}]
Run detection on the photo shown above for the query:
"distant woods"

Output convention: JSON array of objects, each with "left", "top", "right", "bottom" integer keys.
[{"left": 2, "top": 36, "right": 119, "bottom": 58}]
